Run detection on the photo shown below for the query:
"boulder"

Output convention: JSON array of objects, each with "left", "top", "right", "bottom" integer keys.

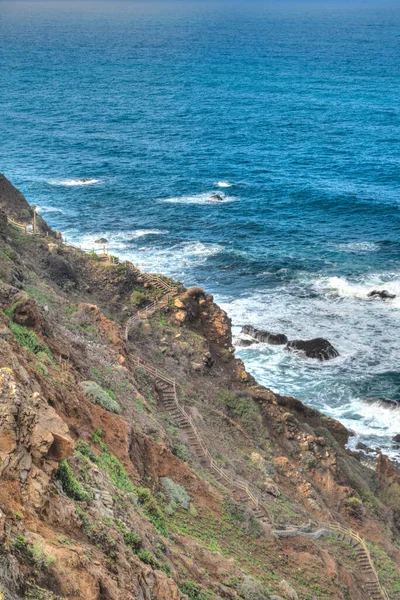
[
  {"left": 393, "top": 434, "right": 400, "bottom": 446},
  {"left": 367, "top": 289, "right": 396, "bottom": 300},
  {"left": 210, "top": 194, "right": 224, "bottom": 202},
  {"left": 241, "top": 325, "right": 288, "bottom": 345},
  {"left": 286, "top": 338, "right": 339, "bottom": 361},
  {"left": 95, "top": 237, "right": 108, "bottom": 244}
]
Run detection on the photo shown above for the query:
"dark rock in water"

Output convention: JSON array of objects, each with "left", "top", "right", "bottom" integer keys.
[
  {"left": 393, "top": 434, "right": 400, "bottom": 445},
  {"left": 241, "top": 325, "right": 288, "bottom": 345},
  {"left": 237, "top": 338, "right": 259, "bottom": 347},
  {"left": 367, "top": 289, "right": 396, "bottom": 300},
  {"left": 95, "top": 237, "right": 109, "bottom": 244},
  {"left": 210, "top": 194, "right": 224, "bottom": 202},
  {"left": 286, "top": 338, "right": 339, "bottom": 361}
]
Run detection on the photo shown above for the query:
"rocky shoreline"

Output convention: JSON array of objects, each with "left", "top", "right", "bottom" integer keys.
[{"left": 0, "top": 175, "right": 399, "bottom": 600}]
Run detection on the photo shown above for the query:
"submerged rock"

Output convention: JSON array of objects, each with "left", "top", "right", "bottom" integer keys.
[
  {"left": 237, "top": 338, "right": 259, "bottom": 347},
  {"left": 95, "top": 237, "right": 109, "bottom": 244},
  {"left": 286, "top": 338, "right": 339, "bottom": 361},
  {"left": 241, "top": 325, "right": 288, "bottom": 345},
  {"left": 367, "top": 289, "right": 396, "bottom": 300},
  {"left": 210, "top": 194, "right": 224, "bottom": 202}
]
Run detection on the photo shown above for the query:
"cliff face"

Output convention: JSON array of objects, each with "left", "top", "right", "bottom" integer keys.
[{"left": 0, "top": 176, "right": 399, "bottom": 600}]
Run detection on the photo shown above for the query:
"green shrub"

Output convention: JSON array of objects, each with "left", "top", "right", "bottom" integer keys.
[
  {"left": 96, "top": 450, "right": 135, "bottom": 493},
  {"left": 75, "top": 440, "right": 97, "bottom": 462},
  {"left": 239, "top": 577, "right": 269, "bottom": 600},
  {"left": 12, "top": 536, "right": 56, "bottom": 571},
  {"left": 80, "top": 381, "right": 122, "bottom": 414},
  {"left": 136, "top": 550, "right": 161, "bottom": 569},
  {"left": 35, "top": 361, "right": 49, "bottom": 376},
  {"left": 123, "top": 531, "right": 142, "bottom": 552},
  {"left": 218, "top": 390, "right": 261, "bottom": 433},
  {"left": 9, "top": 322, "right": 53, "bottom": 360},
  {"left": 136, "top": 487, "right": 167, "bottom": 535},
  {"left": 24, "top": 582, "right": 64, "bottom": 600},
  {"left": 160, "top": 478, "right": 191, "bottom": 510},
  {"left": 76, "top": 506, "right": 118, "bottom": 558},
  {"left": 130, "top": 290, "right": 148, "bottom": 307},
  {"left": 179, "top": 581, "right": 209, "bottom": 600},
  {"left": 56, "top": 460, "right": 92, "bottom": 503},
  {"left": 172, "top": 443, "right": 188, "bottom": 462}
]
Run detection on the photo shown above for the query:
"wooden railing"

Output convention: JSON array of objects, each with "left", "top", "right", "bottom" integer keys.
[
  {"left": 134, "top": 357, "right": 271, "bottom": 521},
  {"left": 328, "top": 523, "right": 390, "bottom": 600},
  {"left": 7, "top": 217, "right": 38, "bottom": 235}
]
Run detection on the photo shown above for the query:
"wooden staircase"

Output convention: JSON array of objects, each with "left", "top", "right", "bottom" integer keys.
[
  {"left": 328, "top": 524, "right": 390, "bottom": 600},
  {"left": 134, "top": 357, "right": 272, "bottom": 524},
  {"left": 125, "top": 273, "right": 179, "bottom": 340},
  {"left": 133, "top": 357, "right": 392, "bottom": 600}
]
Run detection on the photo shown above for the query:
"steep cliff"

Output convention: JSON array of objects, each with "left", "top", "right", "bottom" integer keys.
[{"left": 0, "top": 176, "right": 399, "bottom": 600}]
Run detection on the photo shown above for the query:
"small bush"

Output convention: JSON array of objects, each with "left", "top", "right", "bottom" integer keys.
[
  {"left": 80, "top": 381, "right": 122, "bottom": 414},
  {"left": 9, "top": 322, "right": 53, "bottom": 360},
  {"left": 239, "top": 577, "right": 269, "bottom": 600},
  {"left": 179, "top": 581, "right": 209, "bottom": 600},
  {"left": 136, "top": 550, "right": 161, "bottom": 569},
  {"left": 123, "top": 531, "right": 142, "bottom": 552},
  {"left": 136, "top": 487, "right": 167, "bottom": 535},
  {"left": 96, "top": 450, "right": 135, "bottom": 493},
  {"left": 12, "top": 536, "right": 56, "bottom": 571},
  {"left": 56, "top": 460, "right": 92, "bottom": 503},
  {"left": 130, "top": 290, "right": 148, "bottom": 307},
  {"left": 75, "top": 440, "right": 97, "bottom": 462},
  {"left": 218, "top": 390, "right": 261, "bottom": 434},
  {"left": 160, "top": 478, "right": 191, "bottom": 510},
  {"left": 76, "top": 507, "right": 118, "bottom": 558},
  {"left": 172, "top": 443, "right": 188, "bottom": 461},
  {"left": 35, "top": 361, "right": 49, "bottom": 376},
  {"left": 24, "top": 581, "right": 64, "bottom": 600}
]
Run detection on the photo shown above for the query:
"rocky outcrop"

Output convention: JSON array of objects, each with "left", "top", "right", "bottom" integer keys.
[
  {"left": 241, "top": 325, "right": 288, "bottom": 345},
  {"left": 0, "top": 367, "right": 73, "bottom": 509},
  {"left": 286, "top": 338, "right": 339, "bottom": 361},
  {"left": 367, "top": 289, "right": 396, "bottom": 300},
  {"left": 0, "top": 174, "right": 52, "bottom": 235}
]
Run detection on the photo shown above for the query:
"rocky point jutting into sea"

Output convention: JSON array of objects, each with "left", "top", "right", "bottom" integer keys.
[{"left": 0, "top": 174, "right": 399, "bottom": 600}]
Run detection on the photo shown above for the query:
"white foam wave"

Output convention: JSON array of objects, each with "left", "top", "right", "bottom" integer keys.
[
  {"left": 36, "top": 205, "right": 66, "bottom": 215},
  {"left": 161, "top": 192, "right": 236, "bottom": 205},
  {"left": 65, "top": 228, "right": 168, "bottom": 251},
  {"left": 48, "top": 178, "right": 102, "bottom": 186},
  {"left": 336, "top": 241, "right": 379, "bottom": 253},
  {"left": 132, "top": 229, "right": 168, "bottom": 238},
  {"left": 315, "top": 275, "right": 400, "bottom": 304},
  {"left": 216, "top": 181, "right": 233, "bottom": 188}
]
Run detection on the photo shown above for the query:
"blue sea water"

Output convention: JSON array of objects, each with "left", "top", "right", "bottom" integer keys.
[{"left": 1, "top": 1, "right": 400, "bottom": 456}]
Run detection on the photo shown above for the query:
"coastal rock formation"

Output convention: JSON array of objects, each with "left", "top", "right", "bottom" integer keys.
[
  {"left": 367, "top": 289, "right": 396, "bottom": 300},
  {"left": 241, "top": 325, "right": 288, "bottom": 345},
  {"left": 286, "top": 338, "right": 339, "bottom": 361}
]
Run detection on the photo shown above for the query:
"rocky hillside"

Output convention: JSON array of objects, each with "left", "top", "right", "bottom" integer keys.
[{"left": 0, "top": 175, "right": 399, "bottom": 600}]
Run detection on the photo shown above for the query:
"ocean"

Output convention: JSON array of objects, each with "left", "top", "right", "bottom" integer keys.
[{"left": 1, "top": 0, "right": 400, "bottom": 457}]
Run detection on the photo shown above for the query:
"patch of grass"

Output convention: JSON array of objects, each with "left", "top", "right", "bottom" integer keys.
[
  {"left": 9, "top": 322, "right": 54, "bottom": 361},
  {"left": 217, "top": 390, "right": 262, "bottom": 435},
  {"left": 24, "top": 284, "right": 56, "bottom": 307},
  {"left": 12, "top": 536, "right": 56, "bottom": 571},
  {"left": 137, "top": 487, "right": 168, "bottom": 535},
  {"left": 123, "top": 531, "right": 143, "bottom": 552},
  {"left": 76, "top": 506, "right": 118, "bottom": 559},
  {"left": 136, "top": 550, "right": 161, "bottom": 569},
  {"left": 56, "top": 460, "right": 92, "bottom": 503},
  {"left": 24, "top": 581, "right": 64, "bottom": 600},
  {"left": 130, "top": 290, "right": 148, "bottom": 307},
  {"left": 179, "top": 581, "right": 209, "bottom": 600},
  {"left": 80, "top": 380, "right": 122, "bottom": 414},
  {"left": 96, "top": 449, "right": 135, "bottom": 493},
  {"left": 368, "top": 542, "right": 400, "bottom": 595}
]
